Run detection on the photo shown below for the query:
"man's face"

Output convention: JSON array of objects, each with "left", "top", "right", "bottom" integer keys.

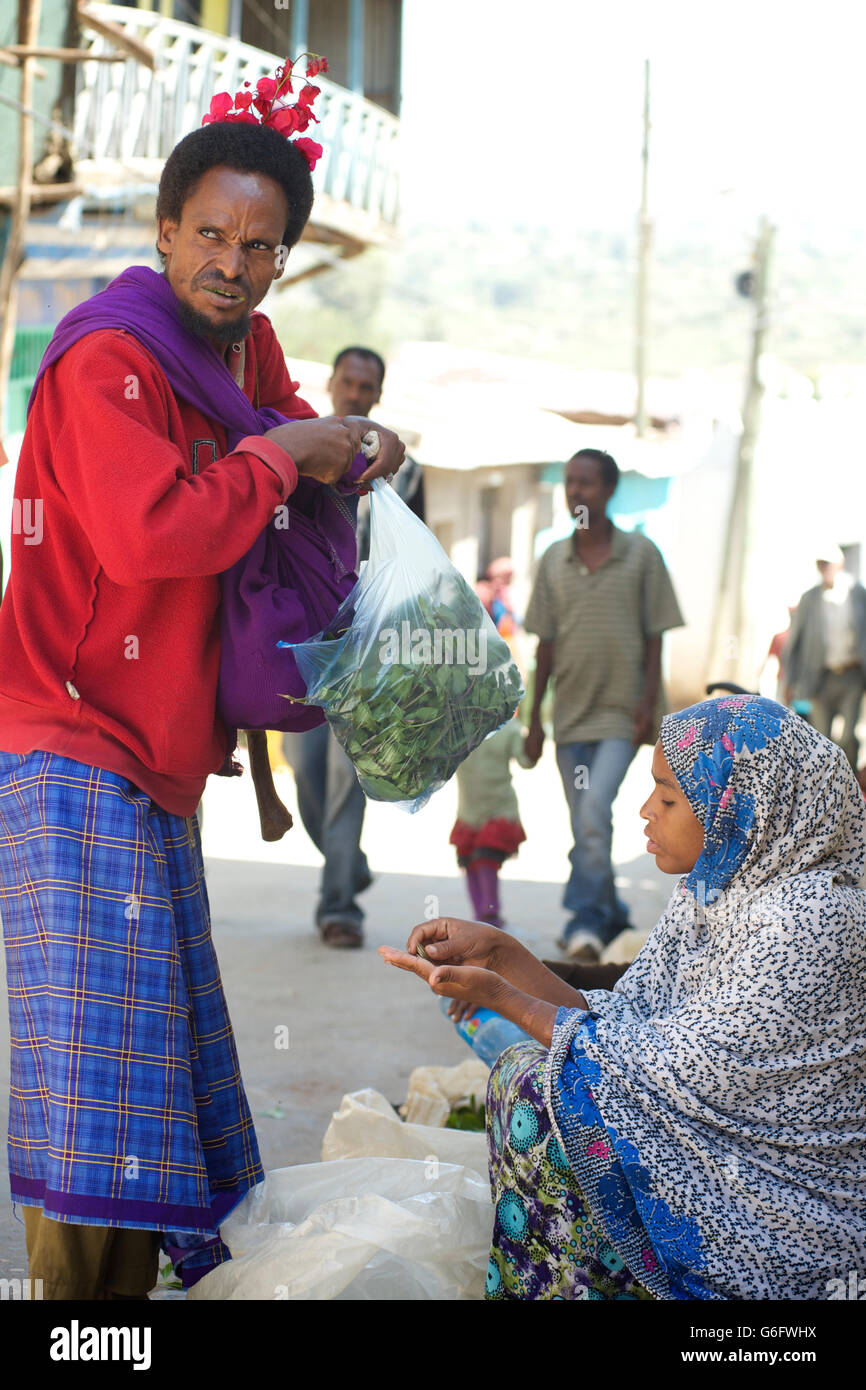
[
  {"left": 564, "top": 455, "right": 615, "bottom": 525},
  {"left": 817, "top": 559, "right": 843, "bottom": 588},
  {"left": 157, "top": 165, "right": 290, "bottom": 346},
  {"left": 328, "top": 353, "right": 382, "bottom": 418}
]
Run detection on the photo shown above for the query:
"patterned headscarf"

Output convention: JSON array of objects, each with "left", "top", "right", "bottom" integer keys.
[
  {"left": 546, "top": 696, "right": 866, "bottom": 1299},
  {"left": 661, "top": 695, "right": 865, "bottom": 904}
]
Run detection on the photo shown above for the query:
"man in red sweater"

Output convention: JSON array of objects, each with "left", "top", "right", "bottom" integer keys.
[{"left": 0, "top": 118, "right": 403, "bottom": 1297}]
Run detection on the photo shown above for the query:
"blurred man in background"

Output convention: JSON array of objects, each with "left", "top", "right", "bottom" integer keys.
[
  {"left": 784, "top": 544, "right": 866, "bottom": 767},
  {"left": 282, "top": 345, "right": 422, "bottom": 947},
  {"left": 524, "top": 448, "right": 683, "bottom": 961},
  {"left": 341, "top": 347, "right": 424, "bottom": 563}
]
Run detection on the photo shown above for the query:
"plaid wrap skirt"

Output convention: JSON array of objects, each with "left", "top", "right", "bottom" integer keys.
[{"left": 0, "top": 751, "right": 263, "bottom": 1249}]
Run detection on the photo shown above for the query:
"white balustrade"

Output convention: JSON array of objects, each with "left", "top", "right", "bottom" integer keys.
[{"left": 73, "top": 5, "right": 400, "bottom": 231}]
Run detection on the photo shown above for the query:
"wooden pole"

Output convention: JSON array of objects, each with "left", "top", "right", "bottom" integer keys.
[
  {"left": 635, "top": 59, "right": 651, "bottom": 438},
  {"left": 348, "top": 0, "right": 365, "bottom": 95},
  {"left": 730, "top": 217, "right": 773, "bottom": 683},
  {"left": 290, "top": 0, "right": 309, "bottom": 56},
  {"left": 75, "top": 4, "right": 155, "bottom": 69},
  {"left": 705, "top": 217, "right": 774, "bottom": 688},
  {"left": 1, "top": 45, "right": 126, "bottom": 61},
  {"left": 0, "top": 181, "right": 82, "bottom": 206},
  {"left": 0, "top": 0, "right": 42, "bottom": 435},
  {"left": 0, "top": 46, "right": 46, "bottom": 73}
]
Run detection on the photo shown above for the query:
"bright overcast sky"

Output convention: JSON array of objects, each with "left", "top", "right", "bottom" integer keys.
[{"left": 399, "top": 0, "right": 866, "bottom": 241}]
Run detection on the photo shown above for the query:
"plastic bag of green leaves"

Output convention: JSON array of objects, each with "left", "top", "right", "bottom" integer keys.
[{"left": 279, "top": 478, "right": 524, "bottom": 811}]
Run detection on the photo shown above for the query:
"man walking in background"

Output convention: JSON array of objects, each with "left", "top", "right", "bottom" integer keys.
[
  {"left": 344, "top": 346, "right": 425, "bottom": 564},
  {"left": 282, "top": 345, "right": 421, "bottom": 948},
  {"left": 783, "top": 544, "right": 866, "bottom": 767},
  {"left": 524, "top": 448, "right": 683, "bottom": 961}
]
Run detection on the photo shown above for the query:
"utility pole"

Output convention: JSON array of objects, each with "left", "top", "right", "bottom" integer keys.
[
  {"left": 705, "top": 216, "right": 774, "bottom": 687},
  {"left": 0, "top": 0, "right": 42, "bottom": 431},
  {"left": 635, "top": 58, "right": 651, "bottom": 438}
]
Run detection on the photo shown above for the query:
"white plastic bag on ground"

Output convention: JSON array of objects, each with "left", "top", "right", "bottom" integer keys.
[
  {"left": 323, "top": 1086, "right": 488, "bottom": 1170},
  {"left": 189, "top": 1090, "right": 493, "bottom": 1300},
  {"left": 401, "top": 1058, "right": 490, "bottom": 1127}
]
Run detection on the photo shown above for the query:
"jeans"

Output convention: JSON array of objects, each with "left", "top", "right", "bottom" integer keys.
[
  {"left": 808, "top": 667, "right": 866, "bottom": 768},
  {"left": 555, "top": 738, "right": 636, "bottom": 947},
  {"left": 282, "top": 724, "right": 370, "bottom": 930}
]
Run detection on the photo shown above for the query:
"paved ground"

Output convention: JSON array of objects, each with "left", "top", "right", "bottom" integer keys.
[{"left": 0, "top": 740, "right": 671, "bottom": 1280}]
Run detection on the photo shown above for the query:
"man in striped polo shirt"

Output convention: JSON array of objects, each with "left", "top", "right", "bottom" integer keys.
[{"left": 524, "top": 448, "right": 684, "bottom": 960}]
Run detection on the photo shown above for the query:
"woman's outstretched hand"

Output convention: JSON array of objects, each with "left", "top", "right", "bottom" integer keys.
[
  {"left": 393, "top": 917, "right": 516, "bottom": 1022},
  {"left": 378, "top": 945, "right": 508, "bottom": 1014},
  {"left": 379, "top": 915, "right": 585, "bottom": 1052},
  {"left": 403, "top": 916, "right": 513, "bottom": 973}
]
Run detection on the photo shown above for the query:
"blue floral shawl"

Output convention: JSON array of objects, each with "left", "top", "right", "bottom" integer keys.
[{"left": 545, "top": 696, "right": 866, "bottom": 1299}]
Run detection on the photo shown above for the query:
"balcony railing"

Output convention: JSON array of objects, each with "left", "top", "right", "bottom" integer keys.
[{"left": 72, "top": 5, "right": 400, "bottom": 242}]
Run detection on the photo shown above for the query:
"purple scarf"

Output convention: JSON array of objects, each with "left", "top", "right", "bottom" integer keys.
[{"left": 29, "top": 265, "right": 362, "bottom": 733}]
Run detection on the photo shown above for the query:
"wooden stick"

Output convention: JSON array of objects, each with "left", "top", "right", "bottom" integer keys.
[
  {"left": 0, "top": 0, "right": 41, "bottom": 425},
  {"left": 1, "top": 45, "right": 126, "bottom": 61},
  {"left": 0, "top": 181, "right": 82, "bottom": 205},
  {"left": 246, "top": 730, "right": 294, "bottom": 842},
  {"left": 75, "top": 4, "right": 156, "bottom": 70},
  {"left": 0, "top": 46, "right": 46, "bottom": 73}
]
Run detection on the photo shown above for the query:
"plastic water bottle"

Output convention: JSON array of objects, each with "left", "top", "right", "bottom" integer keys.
[{"left": 439, "top": 997, "right": 530, "bottom": 1066}]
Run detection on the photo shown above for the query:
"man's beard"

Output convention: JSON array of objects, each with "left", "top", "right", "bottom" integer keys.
[{"left": 176, "top": 295, "right": 252, "bottom": 346}]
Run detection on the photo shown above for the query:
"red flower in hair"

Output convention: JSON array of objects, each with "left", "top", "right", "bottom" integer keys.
[
  {"left": 266, "top": 106, "right": 302, "bottom": 136},
  {"left": 274, "top": 62, "right": 293, "bottom": 94},
  {"left": 291, "top": 103, "right": 317, "bottom": 132},
  {"left": 294, "top": 138, "right": 323, "bottom": 170},
  {"left": 201, "top": 56, "right": 326, "bottom": 171},
  {"left": 202, "top": 91, "right": 233, "bottom": 123}
]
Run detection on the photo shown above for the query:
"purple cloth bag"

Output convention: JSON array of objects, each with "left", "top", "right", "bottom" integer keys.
[{"left": 28, "top": 265, "right": 362, "bottom": 734}]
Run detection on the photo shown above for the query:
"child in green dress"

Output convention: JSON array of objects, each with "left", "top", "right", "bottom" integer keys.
[{"left": 450, "top": 716, "right": 532, "bottom": 927}]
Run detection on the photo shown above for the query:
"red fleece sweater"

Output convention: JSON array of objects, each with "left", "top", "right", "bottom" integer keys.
[{"left": 0, "top": 311, "right": 314, "bottom": 815}]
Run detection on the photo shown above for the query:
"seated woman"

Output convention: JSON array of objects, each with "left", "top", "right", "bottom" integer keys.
[{"left": 380, "top": 695, "right": 866, "bottom": 1300}]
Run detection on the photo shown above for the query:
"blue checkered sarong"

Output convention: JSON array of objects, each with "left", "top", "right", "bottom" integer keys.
[{"left": 0, "top": 750, "right": 263, "bottom": 1267}]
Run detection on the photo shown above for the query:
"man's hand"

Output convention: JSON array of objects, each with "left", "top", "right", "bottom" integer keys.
[
  {"left": 263, "top": 415, "right": 406, "bottom": 490},
  {"left": 263, "top": 416, "right": 364, "bottom": 484},
  {"left": 344, "top": 416, "right": 406, "bottom": 488},
  {"left": 524, "top": 717, "right": 545, "bottom": 766},
  {"left": 632, "top": 699, "right": 656, "bottom": 747}
]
